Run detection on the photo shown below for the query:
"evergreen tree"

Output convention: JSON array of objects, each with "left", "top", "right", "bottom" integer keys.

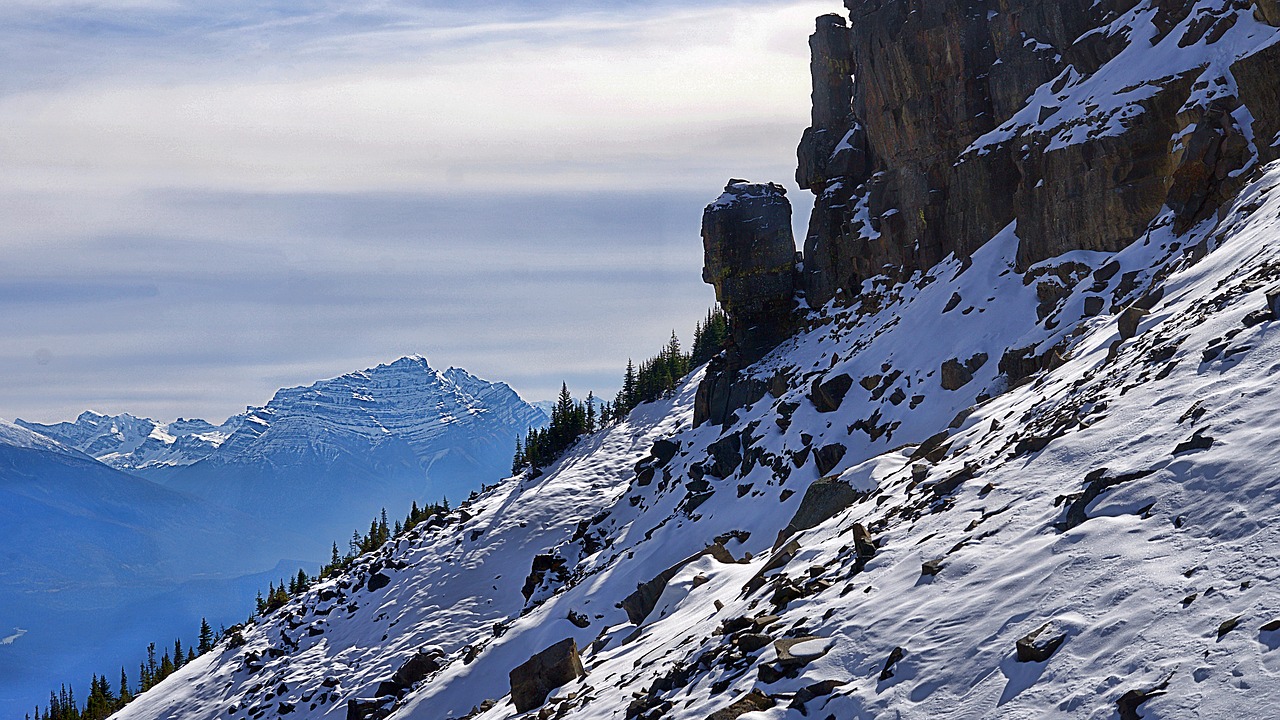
[
  {"left": 198, "top": 618, "right": 214, "bottom": 654},
  {"left": 119, "top": 667, "right": 131, "bottom": 703}
]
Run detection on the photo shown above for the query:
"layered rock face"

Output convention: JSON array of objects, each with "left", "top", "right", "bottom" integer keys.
[{"left": 798, "top": 0, "right": 1280, "bottom": 307}]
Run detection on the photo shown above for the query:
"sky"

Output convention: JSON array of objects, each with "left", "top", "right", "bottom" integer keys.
[{"left": 0, "top": 0, "right": 832, "bottom": 423}]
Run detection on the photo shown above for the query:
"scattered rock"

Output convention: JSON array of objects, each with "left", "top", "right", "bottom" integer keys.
[
  {"left": 775, "top": 477, "right": 861, "bottom": 547},
  {"left": 508, "top": 638, "right": 586, "bottom": 713},
  {"left": 705, "top": 689, "right": 775, "bottom": 720},
  {"left": 879, "top": 646, "right": 905, "bottom": 681},
  {"left": 621, "top": 544, "right": 734, "bottom": 625},
  {"left": 811, "top": 373, "right": 854, "bottom": 413},
  {"left": 366, "top": 572, "right": 391, "bottom": 593},
  {"left": 567, "top": 610, "right": 591, "bottom": 629},
  {"left": 921, "top": 558, "right": 944, "bottom": 577},
  {"left": 1084, "top": 295, "right": 1105, "bottom": 316},
  {"left": 1260, "top": 619, "right": 1280, "bottom": 633},
  {"left": 1015, "top": 623, "right": 1067, "bottom": 663},
  {"left": 1218, "top": 616, "right": 1242, "bottom": 639}
]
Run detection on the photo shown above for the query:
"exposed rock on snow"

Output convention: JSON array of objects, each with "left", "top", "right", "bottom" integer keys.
[{"left": 507, "top": 638, "right": 585, "bottom": 713}]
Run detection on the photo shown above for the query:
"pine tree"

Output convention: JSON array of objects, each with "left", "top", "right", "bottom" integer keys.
[
  {"left": 119, "top": 667, "right": 131, "bottom": 703},
  {"left": 198, "top": 618, "right": 214, "bottom": 654},
  {"left": 172, "top": 638, "right": 184, "bottom": 669}
]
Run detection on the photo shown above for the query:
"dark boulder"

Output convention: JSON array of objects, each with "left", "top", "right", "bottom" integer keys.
[
  {"left": 774, "top": 477, "right": 860, "bottom": 547},
  {"left": 810, "top": 373, "right": 853, "bottom": 413},
  {"left": 621, "top": 544, "right": 734, "bottom": 625},
  {"left": 366, "top": 572, "right": 391, "bottom": 593},
  {"left": 1015, "top": 623, "right": 1067, "bottom": 663},
  {"left": 374, "top": 647, "right": 444, "bottom": 697},
  {"left": 508, "top": 638, "right": 586, "bottom": 713},
  {"left": 346, "top": 697, "right": 394, "bottom": 720},
  {"left": 706, "top": 689, "right": 776, "bottom": 720},
  {"left": 813, "top": 443, "right": 847, "bottom": 476},
  {"left": 707, "top": 433, "right": 743, "bottom": 478},
  {"left": 521, "top": 554, "right": 569, "bottom": 602}
]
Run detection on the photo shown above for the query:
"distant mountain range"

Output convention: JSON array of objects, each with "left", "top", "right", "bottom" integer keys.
[
  {"left": 20, "top": 355, "right": 548, "bottom": 557},
  {"left": 2, "top": 356, "right": 548, "bottom": 716}
]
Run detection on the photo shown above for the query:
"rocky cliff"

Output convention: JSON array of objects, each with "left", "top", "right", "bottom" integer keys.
[{"left": 796, "top": 0, "right": 1280, "bottom": 306}]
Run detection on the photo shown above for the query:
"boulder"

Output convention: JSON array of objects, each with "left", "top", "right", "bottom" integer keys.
[
  {"left": 374, "top": 647, "right": 444, "bottom": 697},
  {"left": 1015, "top": 624, "right": 1067, "bottom": 663},
  {"left": 521, "top": 554, "right": 569, "bottom": 602},
  {"left": 346, "top": 697, "right": 394, "bottom": 720},
  {"left": 706, "top": 690, "right": 776, "bottom": 720},
  {"left": 508, "top": 638, "right": 586, "bottom": 713},
  {"left": 650, "top": 439, "right": 679, "bottom": 465},
  {"left": 774, "top": 636, "right": 830, "bottom": 667},
  {"left": 1256, "top": 0, "right": 1280, "bottom": 25},
  {"left": 813, "top": 443, "right": 847, "bottom": 476},
  {"left": 366, "top": 572, "right": 391, "bottom": 593},
  {"left": 774, "top": 477, "right": 860, "bottom": 547},
  {"left": 879, "top": 646, "right": 905, "bottom": 681},
  {"left": 810, "top": 373, "right": 854, "bottom": 413},
  {"left": 707, "top": 433, "right": 743, "bottom": 478},
  {"left": 620, "top": 543, "right": 734, "bottom": 625},
  {"left": 940, "top": 359, "right": 973, "bottom": 391}
]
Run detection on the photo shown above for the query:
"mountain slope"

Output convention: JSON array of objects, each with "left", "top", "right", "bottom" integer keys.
[
  {"left": 113, "top": 152, "right": 1280, "bottom": 720},
  {"left": 108, "top": 2, "right": 1280, "bottom": 719}
]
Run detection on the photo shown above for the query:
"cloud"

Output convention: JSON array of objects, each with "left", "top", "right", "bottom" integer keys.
[{"left": 0, "top": 0, "right": 832, "bottom": 422}]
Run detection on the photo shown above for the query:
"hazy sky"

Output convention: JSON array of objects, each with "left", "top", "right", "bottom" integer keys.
[{"left": 1, "top": 0, "right": 830, "bottom": 423}]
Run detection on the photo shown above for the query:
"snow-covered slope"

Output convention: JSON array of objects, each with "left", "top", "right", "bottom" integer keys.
[
  {"left": 114, "top": 164, "right": 1280, "bottom": 720},
  {"left": 106, "top": 3, "right": 1280, "bottom": 718}
]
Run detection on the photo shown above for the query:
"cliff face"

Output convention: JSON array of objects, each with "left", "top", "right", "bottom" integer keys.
[{"left": 798, "top": 0, "right": 1280, "bottom": 307}]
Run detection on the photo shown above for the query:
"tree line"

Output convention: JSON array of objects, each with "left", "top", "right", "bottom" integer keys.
[
  {"left": 512, "top": 306, "right": 728, "bottom": 474},
  {"left": 29, "top": 499, "right": 451, "bottom": 720},
  {"left": 29, "top": 618, "right": 216, "bottom": 720}
]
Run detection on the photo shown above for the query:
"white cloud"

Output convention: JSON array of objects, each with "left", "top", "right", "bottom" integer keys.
[{"left": 0, "top": 0, "right": 834, "bottom": 421}]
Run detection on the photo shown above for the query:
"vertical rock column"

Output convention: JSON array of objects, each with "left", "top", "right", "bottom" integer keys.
[
  {"left": 701, "top": 180, "right": 797, "bottom": 364},
  {"left": 695, "top": 180, "right": 797, "bottom": 427}
]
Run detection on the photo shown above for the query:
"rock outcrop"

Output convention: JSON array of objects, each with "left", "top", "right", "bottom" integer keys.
[
  {"left": 696, "top": 180, "right": 797, "bottom": 426},
  {"left": 701, "top": 180, "right": 798, "bottom": 363},
  {"left": 508, "top": 638, "right": 586, "bottom": 712},
  {"left": 795, "top": 1, "right": 1280, "bottom": 306}
]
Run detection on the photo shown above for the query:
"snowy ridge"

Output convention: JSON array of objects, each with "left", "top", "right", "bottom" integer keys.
[
  {"left": 19, "top": 411, "right": 237, "bottom": 471},
  {"left": 21, "top": 357, "right": 546, "bottom": 478},
  {"left": 114, "top": 155, "right": 1280, "bottom": 718}
]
